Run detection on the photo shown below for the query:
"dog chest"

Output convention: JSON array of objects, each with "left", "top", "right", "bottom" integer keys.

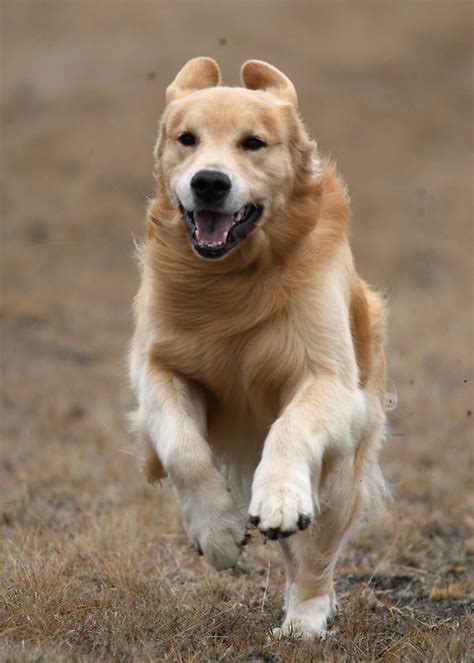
[{"left": 150, "top": 309, "right": 311, "bottom": 419}]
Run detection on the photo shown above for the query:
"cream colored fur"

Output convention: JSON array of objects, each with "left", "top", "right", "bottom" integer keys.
[{"left": 129, "top": 57, "right": 387, "bottom": 639}]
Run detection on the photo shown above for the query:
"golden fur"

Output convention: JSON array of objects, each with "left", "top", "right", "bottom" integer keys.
[{"left": 129, "top": 57, "right": 387, "bottom": 639}]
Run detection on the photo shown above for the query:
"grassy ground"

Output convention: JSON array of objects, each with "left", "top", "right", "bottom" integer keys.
[{"left": 1, "top": 1, "right": 473, "bottom": 661}]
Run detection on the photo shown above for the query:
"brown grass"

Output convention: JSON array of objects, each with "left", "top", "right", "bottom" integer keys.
[
  {"left": 1, "top": 493, "right": 472, "bottom": 661},
  {"left": 1, "top": 1, "right": 473, "bottom": 661}
]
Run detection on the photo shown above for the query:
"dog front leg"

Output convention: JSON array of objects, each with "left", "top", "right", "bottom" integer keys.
[
  {"left": 137, "top": 365, "right": 247, "bottom": 569},
  {"left": 249, "top": 374, "right": 364, "bottom": 536}
]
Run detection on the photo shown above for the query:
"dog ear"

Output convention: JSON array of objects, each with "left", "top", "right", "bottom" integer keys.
[
  {"left": 153, "top": 119, "right": 165, "bottom": 162},
  {"left": 166, "top": 57, "right": 221, "bottom": 103},
  {"left": 240, "top": 60, "right": 297, "bottom": 106}
]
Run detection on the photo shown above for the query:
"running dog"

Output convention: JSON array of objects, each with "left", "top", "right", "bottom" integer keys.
[{"left": 129, "top": 57, "right": 387, "bottom": 638}]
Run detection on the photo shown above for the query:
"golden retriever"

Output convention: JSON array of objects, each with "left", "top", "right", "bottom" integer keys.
[{"left": 129, "top": 57, "right": 387, "bottom": 639}]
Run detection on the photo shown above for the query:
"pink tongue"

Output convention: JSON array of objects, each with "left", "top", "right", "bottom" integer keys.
[{"left": 194, "top": 210, "right": 235, "bottom": 245}]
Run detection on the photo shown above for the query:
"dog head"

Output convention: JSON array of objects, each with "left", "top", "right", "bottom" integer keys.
[{"left": 151, "top": 57, "right": 321, "bottom": 263}]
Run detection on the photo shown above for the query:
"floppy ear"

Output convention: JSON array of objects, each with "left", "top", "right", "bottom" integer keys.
[
  {"left": 166, "top": 57, "right": 221, "bottom": 103},
  {"left": 241, "top": 60, "right": 297, "bottom": 106}
]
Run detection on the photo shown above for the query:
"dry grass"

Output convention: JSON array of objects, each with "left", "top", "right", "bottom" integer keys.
[
  {"left": 1, "top": 489, "right": 472, "bottom": 661},
  {"left": 1, "top": 1, "right": 473, "bottom": 661}
]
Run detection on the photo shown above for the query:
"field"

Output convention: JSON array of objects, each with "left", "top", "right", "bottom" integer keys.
[{"left": 1, "top": 1, "right": 473, "bottom": 661}]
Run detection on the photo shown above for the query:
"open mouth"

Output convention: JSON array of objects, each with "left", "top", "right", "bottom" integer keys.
[{"left": 179, "top": 203, "right": 264, "bottom": 259}]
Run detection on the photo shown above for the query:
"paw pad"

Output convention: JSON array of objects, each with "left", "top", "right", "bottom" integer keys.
[{"left": 249, "top": 512, "right": 312, "bottom": 540}]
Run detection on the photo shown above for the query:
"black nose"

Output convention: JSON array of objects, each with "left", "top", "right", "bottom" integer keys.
[{"left": 191, "top": 170, "right": 231, "bottom": 205}]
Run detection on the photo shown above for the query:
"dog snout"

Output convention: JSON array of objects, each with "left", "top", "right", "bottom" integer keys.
[{"left": 191, "top": 170, "right": 231, "bottom": 206}]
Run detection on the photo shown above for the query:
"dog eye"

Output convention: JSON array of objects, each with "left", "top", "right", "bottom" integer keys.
[
  {"left": 178, "top": 132, "right": 197, "bottom": 147},
  {"left": 241, "top": 136, "right": 267, "bottom": 151}
]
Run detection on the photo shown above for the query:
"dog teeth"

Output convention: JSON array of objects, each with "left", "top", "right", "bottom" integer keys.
[
  {"left": 234, "top": 206, "right": 248, "bottom": 223},
  {"left": 200, "top": 232, "right": 228, "bottom": 248}
]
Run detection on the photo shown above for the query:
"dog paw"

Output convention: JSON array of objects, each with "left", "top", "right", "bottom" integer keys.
[
  {"left": 270, "top": 623, "right": 327, "bottom": 641},
  {"left": 198, "top": 523, "right": 248, "bottom": 570},
  {"left": 270, "top": 594, "right": 331, "bottom": 640},
  {"left": 182, "top": 488, "right": 248, "bottom": 570},
  {"left": 249, "top": 468, "right": 313, "bottom": 538}
]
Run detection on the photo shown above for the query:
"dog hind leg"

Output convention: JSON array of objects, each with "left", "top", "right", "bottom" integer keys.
[{"left": 273, "top": 436, "right": 384, "bottom": 640}]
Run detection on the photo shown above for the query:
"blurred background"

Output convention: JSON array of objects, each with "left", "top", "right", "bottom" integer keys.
[{"left": 1, "top": 1, "right": 472, "bottom": 659}]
